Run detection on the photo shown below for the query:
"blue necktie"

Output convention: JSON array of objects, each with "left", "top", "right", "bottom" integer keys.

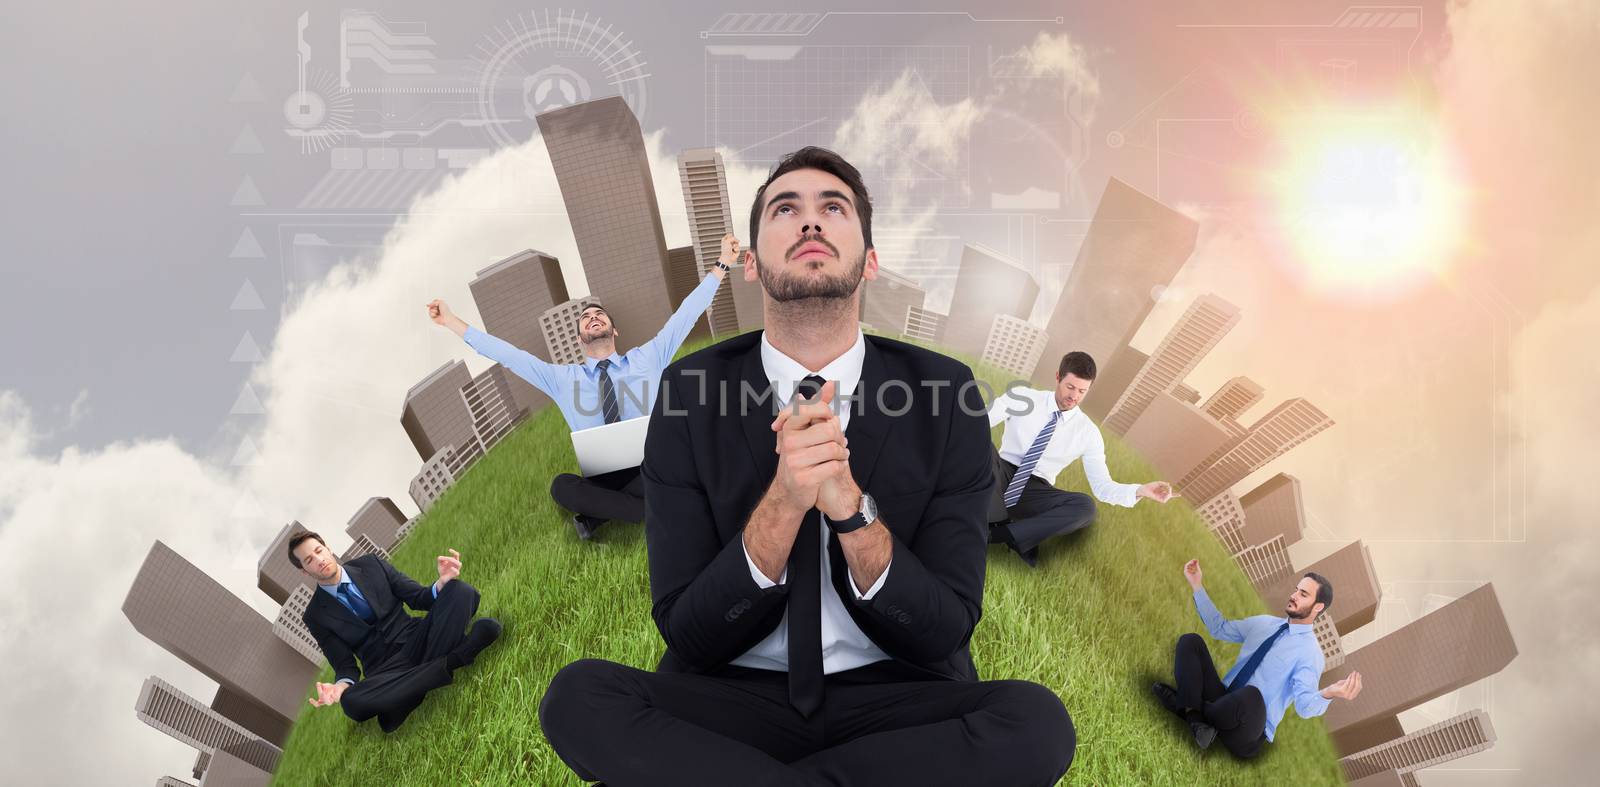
[
  {"left": 1228, "top": 622, "right": 1290, "bottom": 692},
  {"left": 338, "top": 584, "right": 376, "bottom": 623},
  {"left": 596, "top": 359, "right": 621, "bottom": 424},
  {"left": 1003, "top": 410, "right": 1061, "bottom": 508}
]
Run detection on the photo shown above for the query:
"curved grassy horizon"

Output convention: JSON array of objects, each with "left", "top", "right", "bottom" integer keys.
[{"left": 272, "top": 334, "right": 1343, "bottom": 786}]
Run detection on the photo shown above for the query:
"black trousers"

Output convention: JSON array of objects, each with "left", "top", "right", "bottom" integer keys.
[
  {"left": 551, "top": 466, "right": 644, "bottom": 523},
  {"left": 340, "top": 580, "right": 481, "bottom": 732},
  {"left": 987, "top": 447, "right": 1097, "bottom": 553},
  {"left": 538, "top": 658, "right": 1075, "bottom": 786},
  {"left": 1172, "top": 633, "right": 1268, "bottom": 758}
]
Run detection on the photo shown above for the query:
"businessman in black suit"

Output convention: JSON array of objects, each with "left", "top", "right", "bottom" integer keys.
[
  {"left": 538, "top": 147, "right": 1075, "bottom": 786},
  {"left": 290, "top": 532, "right": 503, "bottom": 732}
]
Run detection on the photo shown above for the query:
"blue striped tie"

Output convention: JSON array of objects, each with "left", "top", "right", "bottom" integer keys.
[
  {"left": 1003, "top": 410, "right": 1060, "bottom": 508},
  {"left": 596, "top": 359, "right": 621, "bottom": 424}
]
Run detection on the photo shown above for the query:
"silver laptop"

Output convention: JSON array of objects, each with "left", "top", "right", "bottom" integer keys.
[{"left": 570, "top": 415, "right": 651, "bottom": 477}]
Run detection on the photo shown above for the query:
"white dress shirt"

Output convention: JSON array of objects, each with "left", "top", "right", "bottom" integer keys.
[
  {"left": 987, "top": 386, "right": 1141, "bottom": 508},
  {"left": 732, "top": 328, "right": 893, "bottom": 674}
]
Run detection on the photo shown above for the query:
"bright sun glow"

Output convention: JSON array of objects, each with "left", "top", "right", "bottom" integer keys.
[{"left": 1268, "top": 109, "right": 1467, "bottom": 300}]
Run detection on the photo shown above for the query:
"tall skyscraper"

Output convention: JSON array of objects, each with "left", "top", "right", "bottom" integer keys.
[
  {"left": 1347, "top": 771, "right": 1410, "bottom": 787},
  {"left": 903, "top": 305, "right": 946, "bottom": 343},
  {"left": 196, "top": 750, "right": 270, "bottom": 787},
  {"left": 461, "top": 363, "right": 520, "bottom": 454},
  {"left": 409, "top": 445, "right": 465, "bottom": 513},
  {"left": 1171, "top": 382, "right": 1201, "bottom": 404},
  {"left": 678, "top": 147, "right": 742, "bottom": 337},
  {"left": 1233, "top": 534, "right": 1295, "bottom": 595},
  {"left": 1314, "top": 613, "right": 1346, "bottom": 672},
  {"left": 272, "top": 584, "right": 322, "bottom": 665},
  {"left": 1265, "top": 540, "right": 1382, "bottom": 634},
  {"left": 123, "top": 542, "right": 317, "bottom": 737},
  {"left": 1032, "top": 177, "right": 1200, "bottom": 387},
  {"left": 155, "top": 777, "right": 195, "bottom": 787},
  {"left": 537, "top": 96, "right": 673, "bottom": 355},
  {"left": 1203, "top": 376, "right": 1265, "bottom": 425},
  {"left": 1079, "top": 347, "right": 1146, "bottom": 422},
  {"left": 981, "top": 314, "right": 1050, "bottom": 379},
  {"left": 467, "top": 249, "right": 569, "bottom": 416},
  {"left": 1104, "top": 294, "right": 1240, "bottom": 435},
  {"left": 541, "top": 297, "right": 592, "bottom": 365},
  {"left": 666, "top": 244, "right": 712, "bottom": 343},
  {"left": 1195, "top": 491, "right": 1249, "bottom": 555},
  {"left": 943, "top": 244, "right": 1038, "bottom": 360},
  {"left": 345, "top": 497, "right": 406, "bottom": 553},
  {"left": 1121, "top": 391, "right": 1236, "bottom": 483},
  {"left": 401, "top": 360, "right": 478, "bottom": 464},
  {"left": 1321, "top": 584, "right": 1517, "bottom": 754},
  {"left": 255, "top": 520, "right": 309, "bottom": 605},
  {"left": 135, "top": 675, "right": 281, "bottom": 775},
  {"left": 1179, "top": 398, "right": 1334, "bottom": 509},
  {"left": 1239, "top": 473, "right": 1307, "bottom": 548},
  {"left": 341, "top": 534, "right": 390, "bottom": 562},
  {"left": 861, "top": 266, "right": 925, "bottom": 338},
  {"left": 1340, "top": 709, "right": 1496, "bottom": 782}
]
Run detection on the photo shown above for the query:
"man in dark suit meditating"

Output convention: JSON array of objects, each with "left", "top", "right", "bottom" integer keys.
[
  {"left": 538, "top": 146, "right": 1075, "bottom": 786},
  {"left": 291, "top": 531, "right": 502, "bottom": 732}
]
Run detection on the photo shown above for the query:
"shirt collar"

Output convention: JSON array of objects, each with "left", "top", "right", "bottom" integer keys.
[
  {"left": 1034, "top": 388, "right": 1079, "bottom": 420},
  {"left": 760, "top": 329, "right": 866, "bottom": 405},
  {"left": 582, "top": 351, "right": 624, "bottom": 373},
  {"left": 1283, "top": 617, "right": 1314, "bottom": 634},
  {"left": 318, "top": 565, "right": 353, "bottom": 593}
]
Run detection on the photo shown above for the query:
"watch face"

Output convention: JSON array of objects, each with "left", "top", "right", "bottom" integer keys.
[{"left": 861, "top": 493, "right": 877, "bottom": 522}]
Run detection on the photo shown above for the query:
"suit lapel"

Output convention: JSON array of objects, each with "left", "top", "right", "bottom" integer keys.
[
  {"left": 738, "top": 340, "right": 781, "bottom": 485},
  {"left": 308, "top": 581, "right": 365, "bottom": 627}
]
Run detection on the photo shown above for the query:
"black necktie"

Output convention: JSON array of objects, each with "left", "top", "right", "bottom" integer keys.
[
  {"left": 596, "top": 359, "right": 620, "bottom": 424},
  {"left": 1228, "top": 622, "right": 1290, "bottom": 692},
  {"left": 787, "top": 374, "right": 827, "bottom": 717}
]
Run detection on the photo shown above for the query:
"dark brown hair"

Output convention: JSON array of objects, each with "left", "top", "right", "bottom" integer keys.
[
  {"left": 748, "top": 146, "right": 874, "bottom": 253},
  {"left": 287, "top": 530, "right": 328, "bottom": 570},
  {"left": 1057, "top": 351, "right": 1097, "bottom": 381}
]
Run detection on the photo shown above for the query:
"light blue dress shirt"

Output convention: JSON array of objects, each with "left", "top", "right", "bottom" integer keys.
[
  {"left": 462, "top": 272, "right": 722, "bottom": 430},
  {"left": 1192, "top": 587, "right": 1330, "bottom": 741},
  {"left": 318, "top": 566, "right": 438, "bottom": 685}
]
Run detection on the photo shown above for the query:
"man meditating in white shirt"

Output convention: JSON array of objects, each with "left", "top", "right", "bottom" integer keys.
[{"left": 986, "top": 350, "right": 1177, "bottom": 566}]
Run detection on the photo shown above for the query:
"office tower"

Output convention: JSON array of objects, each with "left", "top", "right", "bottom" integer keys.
[
  {"left": 272, "top": 585, "right": 322, "bottom": 665},
  {"left": 1171, "top": 383, "right": 1201, "bottom": 404},
  {"left": 156, "top": 777, "right": 196, "bottom": 787},
  {"left": 341, "top": 534, "right": 390, "bottom": 562},
  {"left": 1080, "top": 347, "right": 1146, "bottom": 422},
  {"left": 123, "top": 542, "right": 317, "bottom": 742},
  {"left": 541, "top": 297, "right": 592, "bottom": 365},
  {"left": 1314, "top": 613, "right": 1346, "bottom": 672},
  {"left": 410, "top": 445, "right": 465, "bottom": 512},
  {"left": 255, "top": 520, "right": 310, "bottom": 605},
  {"left": 537, "top": 96, "right": 674, "bottom": 355},
  {"left": 1266, "top": 540, "right": 1382, "bottom": 634},
  {"left": 1240, "top": 473, "right": 1306, "bottom": 548},
  {"left": 1104, "top": 294, "right": 1239, "bottom": 435},
  {"left": 943, "top": 244, "right": 1039, "bottom": 360},
  {"left": 728, "top": 264, "right": 766, "bottom": 332},
  {"left": 982, "top": 314, "right": 1050, "bottom": 379},
  {"left": 1321, "top": 584, "right": 1517, "bottom": 754},
  {"left": 209, "top": 686, "right": 288, "bottom": 752},
  {"left": 1203, "top": 376, "right": 1265, "bottom": 424},
  {"left": 1348, "top": 772, "right": 1409, "bottom": 787},
  {"left": 1341, "top": 709, "right": 1496, "bottom": 782},
  {"left": 903, "top": 305, "right": 947, "bottom": 344},
  {"left": 1179, "top": 398, "right": 1334, "bottom": 509},
  {"left": 666, "top": 244, "right": 712, "bottom": 343},
  {"left": 467, "top": 249, "right": 569, "bottom": 416},
  {"left": 1121, "top": 391, "right": 1235, "bottom": 484},
  {"left": 678, "top": 147, "right": 742, "bottom": 337},
  {"left": 401, "top": 360, "right": 478, "bottom": 463},
  {"left": 462, "top": 363, "right": 520, "bottom": 454},
  {"left": 1032, "top": 177, "right": 1200, "bottom": 388},
  {"left": 1233, "top": 534, "right": 1295, "bottom": 595},
  {"left": 861, "top": 266, "right": 925, "bottom": 337},
  {"left": 394, "top": 516, "right": 420, "bottom": 550},
  {"left": 134, "top": 675, "right": 282, "bottom": 774},
  {"left": 197, "top": 750, "right": 270, "bottom": 787},
  {"left": 1195, "top": 490, "right": 1244, "bottom": 536},
  {"left": 345, "top": 497, "right": 406, "bottom": 553}
]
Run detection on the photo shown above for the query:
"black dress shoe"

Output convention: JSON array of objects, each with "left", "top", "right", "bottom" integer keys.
[
  {"left": 451, "top": 617, "right": 503, "bottom": 668},
  {"left": 1190, "top": 719, "right": 1217, "bottom": 750},
  {"left": 1151, "top": 682, "right": 1183, "bottom": 718},
  {"left": 572, "top": 514, "right": 603, "bottom": 540},
  {"left": 1010, "top": 543, "right": 1039, "bottom": 568}
]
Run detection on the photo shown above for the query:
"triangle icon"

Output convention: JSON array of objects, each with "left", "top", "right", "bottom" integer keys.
[
  {"left": 230, "top": 125, "right": 265, "bottom": 155},
  {"left": 231, "top": 280, "right": 265, "bottom": 310},
  {"left": 231, "top": 383, "right": 265, "bottom": 414},
  {"left": 231, "top": 175, "right": 265, "bottom": 206},
  {"left": 231, "top": 332, "right": 265, "bottom": 363},
  {"left": 230, "top": 227, "right": 265, "bottom": 259},
  {"left": 231, "top": 435, "right": 262, "bottom": 466}
]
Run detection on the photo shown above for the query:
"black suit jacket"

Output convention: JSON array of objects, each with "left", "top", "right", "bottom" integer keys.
[
  {"left": 301, "top": 554, "right": 437, "bottom": 684},
  {"left": 641, "top": 331, "right": 993, "bottom": 683}
]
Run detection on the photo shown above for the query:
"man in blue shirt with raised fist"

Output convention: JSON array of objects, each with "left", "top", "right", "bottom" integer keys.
[{"left": 1152, "top": 558, "right": 1365, "bottom": 757}]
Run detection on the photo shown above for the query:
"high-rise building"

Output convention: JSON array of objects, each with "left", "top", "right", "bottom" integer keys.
[
  {"left": 462, "top": 363, "right": 521, "bottom": 454},
  {"left": 1341, "top": 709, "right": 1496, "bottom": 782},
  {"left": 1347, "top": 771, "right": 1409, "bottom": 787},
  {"left": 943, "top": 244, "right": 1038, "bottom": 360},
  {"left": 341, "top": 534, "right": 390, "bottom": 563},
  {"left": 1171, "top": 382, "right": 1201, "bottom": 404},
  {"left": 209, "top": 686, "right": 289, "bottom": 748},
  {"left": 1321, "top": 584, "right": 1517, "bottom": 754},
  {"left": 272, "top": 585, "right": 322, "bottom": 665},
  {"left": 537, "top": 96, "right": 674, "bottom": 355},
  {"left": 903, "top": 305, "right": 947, "bottom": 344},
  {"left": 678, "top": 147, "right": 742, "bottom": 337},
  {"left": 981, "top": 314, "right": 1049, "bottom": 379},
  {"left": 196, "top": 749, "right": 270, "bottom": 787},
  {"left": 255, "top": 520, "right": 310, "bottom": 605},
  {"left": 401, "top": 360, "right": 478, "bottom": 464},
  {"left": 1233, "top": 534, "right": 1295, "bottom": 595},
  {"left": 134, "top": 675, "right": 282, "bottom": 775},
  {"left": 123, "top": 543, "right": 317, "bottom": 738},
  {"left": 1179, "top": 398, "right": 1334, "bottom": 509},
  {"left": 1121, "top": 390, "right": 1236, "bottom": 483},
  {"left": 1314, "top": 613, "right": 1346, "bottom": 672},
  {"left": 409, "top": 445, "right": 466, "bottom": 513},
  {"left": 1240, "top": 473, "right": 1306, "bottom": 548},
  {"left": 1079, "top": 347, "right": 1146, "bottom": 422},
  {"left": 1203, "top": 376, "right": 1265, "bottom": 425},
  {"left": 156, "top": 777, "right": 195, "bottom": 787},
  {"left": 467, "top": 249, "right": 569, "bottom": 417},
  {"left": 1195, "top": 490, "right": 1245, "bottom": 540},
  {"left": 541, "top": 297, "right": 592, "bottom": 365},
  {"left": 345, "top": 497, "right": 406, "bottom": 553},
  {"left": 1265, "top": 540, "right": 1382, "bottom": 634},
  {"left": 862, "top": 266, "right": 925, "bottom": 338},
  {"left": 1032, "top": 177, "right": 1199, "bottom": 387},
  {"left": 666, "top": 244, "right": 713, "bottom": 343}
]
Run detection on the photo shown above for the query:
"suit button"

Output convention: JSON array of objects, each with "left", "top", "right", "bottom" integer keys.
[{"left": 724, "top": 598, "right": 753, "bottom": 621}]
